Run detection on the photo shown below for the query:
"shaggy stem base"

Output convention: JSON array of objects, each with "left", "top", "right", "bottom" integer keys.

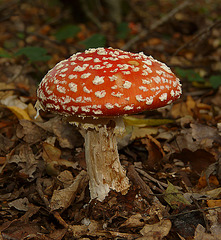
[{"left": 84, "top": 126, "right": 130, "bottom": 201}]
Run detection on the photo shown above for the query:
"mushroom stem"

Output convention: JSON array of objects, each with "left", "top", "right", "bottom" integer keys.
[{"left": 82, "top": 122, "right": 130, "bottom": 201}]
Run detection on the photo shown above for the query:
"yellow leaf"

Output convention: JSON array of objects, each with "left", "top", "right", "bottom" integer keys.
[
  {"left": 124, "top": 116, "right": 174, "bottom": 127},
  {"left": 7, "top": 106, "right": 31, "bottom": 120}
]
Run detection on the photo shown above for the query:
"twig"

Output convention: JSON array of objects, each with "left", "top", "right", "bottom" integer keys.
[
  {"left": 190, "top": 196, "right": 210, "bottom": 232},
  {"left": 135, "top": 167, "right": 182, "bottom": 190},
  {"left": 53, "top": 211, "right": 69, "bottom": 229},
  {"left": 128, "top": 165, "right": 167, "bottom": 219},
  {"left": 164, "top": 206, "right": 221, "bottom": 219},
  {"left": 122, "top": 0, "right": 192, "bottom": 50},
  {"left": 173, "top": 20, "right": 221, "bottom": 56}
]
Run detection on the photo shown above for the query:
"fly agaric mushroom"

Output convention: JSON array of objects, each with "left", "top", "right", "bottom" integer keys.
[{"left": 36, "top": 47, "right": 182, "bottom": 201}]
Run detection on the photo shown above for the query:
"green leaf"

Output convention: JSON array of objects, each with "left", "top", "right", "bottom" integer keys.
[
  {"left": 14, "top": 46, "right": 51, "bottom": 62},
  {"left": 175, "top": 68, "right": 204, "bottom": 83},
  {"left": 209, "top": 75, "right": 221, "bottom": 89},
  {"left": 79, "top": 34, "right": 106, "bottom": 48},
  {"left": 163, "top": 182, "right": 191, "bottom": 209},
  {"left": 0, "top": 49, "right": 12, "bottom": 58},
  {"left": 55, "top": 24, "right": 80, "bottom": 41},
  {"left": 117, "top": 22, "right": 130, "bottom": 39}
]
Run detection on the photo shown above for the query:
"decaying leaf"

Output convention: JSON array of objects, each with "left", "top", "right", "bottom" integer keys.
[
  {"left": 138, "top": 219, "right": 172, "bottom": 240},
  {"left": 119, "top": 213, "right": 148, "bottom": 228},
  {"left": 8, "top": 144, "right": 43, "bottom": 181},
  {"left": 8, "top": 197, "right": 29, "bottom": 211},
  {"left": 194, "top": 224, "right": 218, "bottom": 240},
  {"left": 42, "top": 142, "right": 79, "bottom": 176},
  {"left": 35, "top": 116, "right": 83, "bottom": 149},
  {"left": 141, "top": 135, "right": 165, "bottom": 169},
  {"left": 50, "top": 170, "right": 88, "bottom": 211},
  {"left": 16, "top": 119, "right": 47, "bottom": 144},
  {"left": 163, "top": 181, "right": 191, "bottom": 209}
]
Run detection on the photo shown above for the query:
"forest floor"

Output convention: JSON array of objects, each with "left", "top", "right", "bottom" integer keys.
[{"left": 0, "top": 0, "right": 221, "bottom": 239}]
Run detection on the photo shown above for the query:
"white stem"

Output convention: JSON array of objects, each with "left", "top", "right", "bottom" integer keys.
[{"left": 84, "top": 124, "right": 130, "bottom": 201}]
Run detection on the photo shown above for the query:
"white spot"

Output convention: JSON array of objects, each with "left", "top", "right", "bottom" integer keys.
[
  {"left": 55, "top": 60, "right": 67, "bottom": 69},
  {"left": 77, "top": 56, "right": 84, "bottom": 61},
  {"left": 81, "top": 73, "right": 91, "bottom": 79},
  {"left": 97, "top": 49, "right": 107, "bottom": 55},
  {"left": 122, "top": 71, "right": 131, "bottom": 75},
  {"left": 173, "top": 81, "right": 178, "bottom": 87},
  {"left": 115, "top": 103, "right": 121, "bottom": 107},
  {"left": 59, "top": 74, "right": 66, "bottom": 78},
  {"left": 81, "top": 106, "right": 91, "bottom": 112},
  {"left": 92, "top": 105, "right": 101, "bottom": 109},
  {"left": 68, "top": 74, "right": 77, "bottom": 79},
  {"left": 159, "top": 93, "right": 167, "bottom": 101},
  {"left": 105, "top": 103, "right": 114, "bottom": 109},
  {"left": 71, "top": 106, "right": 79, "bottom": 112},
  {"left": 111, "top": 85, "right": 118, "bottom": 89},
  {"left": 156, "top": 70, "right": 164, "bottom": 75},
  {"left": 75, "top": 96, "right": 82, "bottom": 102},
  {"left": 84, "top": 57, "right": 93, "bottom": 61},
  {"left": 110, "top": 68, "right": 118, "bottom": 73},
  {"left": 93, "top": 109, "right": 103, "bottom": 115},
  {"left": 139, "top": 86, "right": 148, "bottom": 92},
  {"left": 146, "top": 97, "right": 153, "bottom": 105},
  {"left": 85, "top": 48, "right": 96, "bottom": 54},
  {"left": 83, "top": 86, "right": 92, "bottom": 93},
  {"left": 152, "top": 76, "right": 161, "bottom": 84},
  {"left": 109, "top": 75, "right": 118, "bottom": 81},
  {"left": 94, "top": 58, "right": 101, "bottom": 63},
  {"left": 125, "top": 97, "right": 130, "bottom": 101},
  {"left": 84, "top": 97, "right": 92, "bottom": 102},
  {"left": 143, "top": 59, "right": 152, "bottom": 65},
  {"left": 123, "top": 81, "right": 132, "bottom": 89},
  {"left": 167, "top": 100, "right": 173, "bottom": 104},
  {"left": 142, "top": 79, "right": 152, "bottom": 84},
  {"left": 124, "top": 105, "right": 134, "bottom": 111},
  {"left": 73, "top": 64, "right": 89, "bottom": 72},
  {"left": 103, "top": 62, "right": 113, "bottom": 68},
  {"left": 57, "top": 85, "right": 66, "bottom": 93},
  {"left": 136, "top": 95, "right": 146, "bottom": 102},
  {"left": 143, "top": 66, "right": 152, "bottom": 73},
  {"left": 111, "top": 92, "right": 123, "bottom": 98},
  {"left": 92, "top": 76, "right": 104, "bottom": 85},
  {"left": 70, "top": 62, "right": 76, "bottom": 65},
  {"left": 132, "top": 67, "right": 140, "bottom": 72},
  {"left": 60, "top": 67, "right": 68, "bottom": 73},
  {"left": 118, "top": 55, "right": 130, "bottom": 59},
  {"left": 162, "top": 77, "right": 168, "bottom": 83},
  {"left": 62, "top": 95, "right": 71, "bottom": 104},
  {"left": 95, "top": 90, "right": 106, "bottom": 98},
  {"left": 69, "top": 82, "right": 77, "bottom": 92},
  {"left": 142, "top": 70, "right": 149, "bottom": 76},
  {"left": 160, "top": 63, "right": 172, "bottom": 73},
  {"left": 117, "top": 64, "right": 129, "bottom": 70}
]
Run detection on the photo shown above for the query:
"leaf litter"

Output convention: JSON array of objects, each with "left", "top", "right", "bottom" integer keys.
[{"left": 0, "top": 0, "right": 221, "bottom": 239}]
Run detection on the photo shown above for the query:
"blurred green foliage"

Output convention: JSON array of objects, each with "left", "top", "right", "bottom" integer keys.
[
  {"left": 117, "top": 22, "right": 130, "bottom": 39},
  {"left": 176, "top": 67, "right": 221, "bottom": 89},
  {"left": 14, "top": 47, "right": 51, "bottom": 62},
  {"left": 54, "top": 24, "right": 80, "bottom": 41},
  {"left": 79, "top": 34, "right": 106, "bottom": 48}
]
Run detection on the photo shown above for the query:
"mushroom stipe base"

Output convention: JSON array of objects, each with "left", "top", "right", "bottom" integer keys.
[{"left": 81, "top": 123, "right": 130, "bottom": 201}]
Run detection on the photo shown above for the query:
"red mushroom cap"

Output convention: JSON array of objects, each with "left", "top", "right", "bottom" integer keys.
[{"left": 37, "top": 47, "right": 182, "bottom": 117}]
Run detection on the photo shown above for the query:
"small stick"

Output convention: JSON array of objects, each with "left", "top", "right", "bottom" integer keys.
[
  {"left": 173, "top": 20, "right": 221, "bottom": 56},
  {"left": 122, "top": 0, "right": 191, "bottom": 50}
]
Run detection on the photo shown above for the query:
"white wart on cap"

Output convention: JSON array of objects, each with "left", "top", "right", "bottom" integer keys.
[{"left": 37, "top": 47, "right": 182, "bottom": 117}]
